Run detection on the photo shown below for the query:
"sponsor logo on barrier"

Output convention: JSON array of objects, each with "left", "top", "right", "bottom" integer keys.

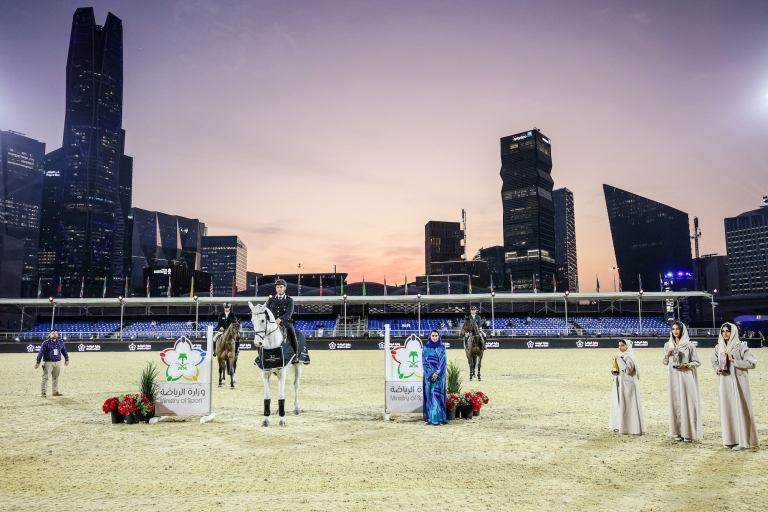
[
  {"left": 77, "top": 344, "right": 101, "bottom": 352},
  {"left": 692, "top": 341, "right": 699, "bottom": 346},
  {"left": 632, "top": 340, "right": 649, "bottom": 347},
  {"left": 128, "top": 343, "right": 153, "bottom": 352},
  {"left": 329, "top": 342, "right": 352, "bottom": 350},
  {"left": 26, "top": 344, "right": 36, "bottom": 352},
  {"left": 526, "top": 340, "right": 549, "bottom": 348},
  {"left": 576, "top": 340, "right": 599, "bottom": 348},
  {"left": 486, "top": 341, "right": 500, "bottom": 349},
  {"left": 379, "top": 341, "right": 403, "bottom": 349},
  {"left": 240, "top": 343, "right": 253, "bottom": 350}
]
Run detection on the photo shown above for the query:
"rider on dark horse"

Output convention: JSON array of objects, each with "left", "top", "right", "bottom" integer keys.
[
  {"left": 216, "top": 302, "right": 240, "bottom": 353},
  {"left": 464, "top": 304, "right": 487, "bottom": 351},
  {"left": 265, "top": 279, "right": 300, "bottom": 362}
]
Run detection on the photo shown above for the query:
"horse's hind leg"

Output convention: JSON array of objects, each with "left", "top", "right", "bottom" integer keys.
[
  {"left": 293, "top": 364, "right": 303, "bottom": 415},
  {"left": 262, "top": 372, "right": 271, "bottom": 427},
  {"left": 232, "top": 356, "right": 238, "bottom": 386},
  {"left": 227, "top": 359, "right": 235, "bottom": 389},
  {"left": 477, "top": 354, "right": 482, "bottom": 381}
]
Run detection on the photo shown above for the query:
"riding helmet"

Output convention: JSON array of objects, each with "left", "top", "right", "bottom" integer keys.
[{"left": 223, "top": 302, "right": 231, "bottom": 308}]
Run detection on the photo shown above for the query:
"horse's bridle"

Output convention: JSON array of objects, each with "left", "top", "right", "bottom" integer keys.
[{"left": 252, "top": 311, "right": 280, "bottom": 342}]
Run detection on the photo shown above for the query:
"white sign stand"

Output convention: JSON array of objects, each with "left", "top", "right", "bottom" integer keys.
[
  {"left": 384, "top": 325, "right": 424, "bottom": 420},
  {"left": 150, "top": 326, "right": 215, "bottom": 424}
]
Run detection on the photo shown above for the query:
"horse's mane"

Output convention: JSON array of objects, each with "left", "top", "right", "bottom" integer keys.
[{"left": 464, "top": 317, "right": 480, "bottom": 336}]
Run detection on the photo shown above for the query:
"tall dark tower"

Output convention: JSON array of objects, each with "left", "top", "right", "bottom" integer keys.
[
  {"left": 553, "top": 188, "right": 578, "bottom": 292},
  {"left": 604, "top": 184, "right": 692, "bottom": 291},
  {"left": 500, "top": 129, "right": 555, "bottom": 291},
  {"left": 40, "top": 8, "right": 130, "bottom": 297}
]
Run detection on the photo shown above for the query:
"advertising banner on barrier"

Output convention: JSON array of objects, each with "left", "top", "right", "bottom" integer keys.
[
  {"left": 155, "top": 332, "right": 212, "bottom": 417},
  {"left": 385, "top": 327, "right": 424, "bottom": 413}
]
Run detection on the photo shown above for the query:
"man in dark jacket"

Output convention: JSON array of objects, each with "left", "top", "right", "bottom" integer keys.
[
  {"left": 265, "top": 279, "right": 298, "bottom": 356},
  {"left": 216, "top": 302, "right": 240, "bottom": 353}
]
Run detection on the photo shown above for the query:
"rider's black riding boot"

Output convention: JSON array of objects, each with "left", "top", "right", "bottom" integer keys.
[
  {"left": 263, "top": 399, "right": 271, "bottom": 416},
  {"left": 278, "top": 399, "right": 286, "bottom": 417}
]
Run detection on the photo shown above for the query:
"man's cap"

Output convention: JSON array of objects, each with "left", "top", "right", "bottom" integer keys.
[{"left": 275, "top": 279, "right": 287, "bottom": 287}]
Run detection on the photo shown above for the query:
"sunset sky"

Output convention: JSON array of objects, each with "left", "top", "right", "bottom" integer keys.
[{"left": 1, "top": 0, "right": 767, "bottom": 289}]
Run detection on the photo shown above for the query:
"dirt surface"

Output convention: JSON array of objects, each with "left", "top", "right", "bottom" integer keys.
[{"left": 2, "top": 347, "right": 767, "bottom": 511}]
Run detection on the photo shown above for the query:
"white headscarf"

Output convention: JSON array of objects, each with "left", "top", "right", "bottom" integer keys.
[
  {"left": 668, "top": 321, "right": 692, "bottom": 350},
  {"left": 718, "top": 322, "right": 741, "bottom": 355},
  {"left": 620, "top": 339, "right": 641, "bottom": 375}
]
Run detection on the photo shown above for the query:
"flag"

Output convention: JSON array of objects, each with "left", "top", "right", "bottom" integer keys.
[
  {"left": 469, "top": 276, "right": 473, "bottom": 294},
  {"left": 80, "top": 277, "right": 84, "bottom": 298},
  {"left": 254, "top": 279, "right": 258, "bottom": 297},
  {"left": 209, "top": 279, "right": 213, "bottom": 297},
  {"left": 639, "top": 274, "right": 643, "bottom": 291},
  {"left": 340, "top": 278, "right": 344, "bottom": 296},
  {"left": 510, "top": 276, "right": 514, "bottom": 294},
  {"left": 298, "top": 276, "right": 301, "bottom": 296},
  {"left": 490, "top": 275, "right": 494, "bottom": 294},
  {"left": 553, "top": 274, "right": 557, "bottom": 292},
  {"left": 167, "top": 275, "right": 172, "bottom": 298},
  {"left": 319, "top": 276, "right": 323, "bottom": 297},
  {"left": 362, "top": 276, "right": 366, "bottom": 296},
  {"left": 146, "top": 277, "right": 150, "bottom": 298},
  {"left": 124, "top": 277, "right": 129, "bottom": 298},
  {"left": 447, "top": 276, "right": 451, "bottom": 295},
  {"left": 596, "top": 274, "right": 600, "bottom": 293},
  {"left": 404, "top": 275, "right": 408, "bottom": 295},
  {"left": 189, "top": 277, "right": 195, "bottom": 298},
  {"left": 57, "top": 277, "right": 62, "bottom": 296},
  {"left": 532, "top": 274, "right": 537, "bottom": 293},
  {"left": 426, "top": 275, "right": 431, "bottom": 295},
  {"left": 37, "top": 278, "right": 42, "bottom": 299},
  {"left": 618, "top": 276, "right": 623, "bottom": 292},
  {"left": 102, "top": 278, "right": 107, "bottom": 298},
  {"left": 383, "top": 276, "right": 387, "bottom": 296},
  {"left": 231, "top": 276, "right": 236, "bottom": 297},
  {"left": 659, "top": 273, "right": 664, "bottom": 291}
]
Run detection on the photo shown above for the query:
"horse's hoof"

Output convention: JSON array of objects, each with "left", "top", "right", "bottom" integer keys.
[
  {"left": 294, "top": 407, "right": 301, "bottom": 415},
  {"left": 478, "top": 376, "right": 482, "bottom": 381},
  {"left": 218, "top": 383, "right": 223, "bottom": 387},
  {"left": 279, "top": 417, "right": 286, "bottom": 427},
  {"left": 469, "top": 376, "right": 473, "bottom": 381},
  {"left": 262, "top": 418, "right": 269, "bottom": 427}
]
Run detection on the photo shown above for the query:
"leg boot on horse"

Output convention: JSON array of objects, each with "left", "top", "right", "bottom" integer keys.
[{"left": 262, "top": 398, "right": 271, "bottom": 427}]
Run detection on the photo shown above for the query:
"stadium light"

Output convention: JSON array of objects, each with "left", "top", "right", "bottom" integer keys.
[
  {"left": 639, "top": 290, "right": 643, "bottom": 296},
  {"left": 118, "top": 295, "right": 125, "bottom": 340},
  {"left": 193, "top": 295, "right": 198, "bottom": 301},
  {"left": 563, "top": 291, "right": 569, "bottom": 325},
  {"left": 117, "top": 295, "right": 124, "bottom": 302},
  {"left": 48, "top": 296, "right": 54, "bottom": 303},
  {"left": 343, "top": 294, "right": 348, "bottom": 337},
  {"left": 193, "top": 295, "right": 199, "bottom": 338}
]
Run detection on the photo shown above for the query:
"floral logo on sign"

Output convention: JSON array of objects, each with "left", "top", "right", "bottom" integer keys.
[
  {"left": 390, "top": 334, "right": 423, "bottom": 379},
  {"left": 159, "top": 337, "right": 206, "bottom": 382}
]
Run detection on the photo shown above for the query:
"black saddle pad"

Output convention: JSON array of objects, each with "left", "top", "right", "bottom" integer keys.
[{"left": 255, "top": 346, "right": 288, "bottom": 370}]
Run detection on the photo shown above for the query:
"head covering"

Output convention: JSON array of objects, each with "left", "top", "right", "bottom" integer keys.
[
  {"left": 669, "top": 321, "right": 692, "bottom": 350},
  {"left": 275, "top": 279, "right": 287, "bottom": 288},
  {"left": 620, "top": 339, "right": 641, "bottom": 375},
  {"left": 470, "top": 304, "right": 478, "bottom": 310},
  {"left": 425, "top": 329, "right": 443, "bottom": 348},
  {"left": 223, "top": 302, "right": 231, "bottom": 309},
  {"left": 718, "top": 322, "right": 741, "bottom": 355}
]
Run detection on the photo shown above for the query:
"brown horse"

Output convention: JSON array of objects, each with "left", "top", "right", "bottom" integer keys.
[
  {"left": 215, "top": 323, "right": 240, "bottom": 388},
  {"left": 459, "top": 317, "right": 485, "bottom": 381}
]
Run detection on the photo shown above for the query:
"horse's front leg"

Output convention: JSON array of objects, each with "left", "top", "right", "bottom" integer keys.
[
  {"left": 218, "top": 360, "right": 224, "bottom": 387},
  {"left": 277, "top": 368, "right": 287, "bottom": 426},
  {"left": 261, "top": 371, "right": 271, "bottom": 427},
  {"left": 467, "top": 352, "right": 474, "bottom": 380},
  {"left": 477, "top": 354, "right": 482, "bottom": 381},
  {"left": 293, "top": 364, "right": 303, "bottom": 415},
  {"left": 232, "top": 356, "right": 238, "bottom": 386}
]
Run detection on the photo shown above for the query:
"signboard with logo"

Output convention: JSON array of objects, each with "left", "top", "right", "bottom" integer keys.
[
  {"left": 385, "top": 327, "right": 424, "bottom": 415},
  {"left": 154, "top": 327, "right": 214, "bottom": 419}
]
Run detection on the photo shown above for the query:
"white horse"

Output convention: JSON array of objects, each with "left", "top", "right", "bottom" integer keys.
[{"left": 249, "top": 301, "right": 303, "bottom": 427}]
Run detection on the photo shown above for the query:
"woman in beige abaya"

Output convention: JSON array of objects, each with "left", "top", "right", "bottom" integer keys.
[
  {"left": 711, "top": 322, "right": 759, "bottom": 450},
  {"left": 662, "top": 321, "right": 703, "bottom": 442},
  {"left": 610, "top": 339, "right": 646, "bottom": 435}
]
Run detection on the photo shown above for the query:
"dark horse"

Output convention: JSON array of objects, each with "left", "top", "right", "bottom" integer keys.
[
  {"left": 216, "top": 323, "right": 240, "bottom": 388},
  {"left": 459, "top": 317, "right": 485, "bottom": 381}
]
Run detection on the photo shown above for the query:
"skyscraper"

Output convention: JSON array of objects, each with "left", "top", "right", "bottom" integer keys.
[
  {"left": 201, "top": 236, "right": 248, "bottom": 296},
  {"left": 424, "top": 221, "right": 464, "bottom": 275},
  {"left": 725, "top": 206, "right": 768, "bottom": 295},
  {"left": 500, "top": 129, "right": 555, "bottom": 291},
  {"left": 39, "top": 8, "right": 131, "bottom": 297},
  {"left": 552, "top": 188, "right": 578, "bottom": 292},
  {"left": 127, "top": 208, "right": 205, "bottom": 296},
  {"left": 604, "top": 184, "right": 692, "bottom": 291},
  {"left": 0, "top": 130, "right": 46, "bottom": 295}
]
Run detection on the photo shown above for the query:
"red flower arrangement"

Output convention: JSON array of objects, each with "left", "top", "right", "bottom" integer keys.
[
  {"left": 117, "top": 394, "right": 139, "bottom": 416},
  {"left": 446, "top": 393, "right": 460, "bottom": 411},
  {"left": 102, "top": 397, "right": 120, "bottom": 414}
]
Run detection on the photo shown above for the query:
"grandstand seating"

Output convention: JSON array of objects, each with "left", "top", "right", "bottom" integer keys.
[
  {"left": 572, "top": 317, "right": 668, "bottom": 336},
  {"left": 20, "top": 322, "right": 121, "bottom": 340},
  {"left": 491, "top": 317, "right": 571, "bottom": 336}
]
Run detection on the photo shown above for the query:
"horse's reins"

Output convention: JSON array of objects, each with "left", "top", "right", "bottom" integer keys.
[{"left": 252, "top": 311, "right": 281, "bottom": 342}]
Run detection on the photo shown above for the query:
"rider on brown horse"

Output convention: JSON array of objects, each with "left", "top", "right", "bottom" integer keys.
[
  {"left": 216, "top": 302, "right": 240, "bottom": 354},
  {"left": 464, "top": 305, "right": 487, "bottom": 351}
]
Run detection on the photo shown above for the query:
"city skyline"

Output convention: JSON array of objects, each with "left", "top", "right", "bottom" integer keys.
[{"left": 1, "top": 1, "right": 767, "bottom": 289}]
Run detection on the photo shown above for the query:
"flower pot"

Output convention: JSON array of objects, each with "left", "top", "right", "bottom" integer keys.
[
  {"left": 140, "top": 410, "right": 155, "bottom": 423},
  {"left": 447, "top": 408, "right": 456, "bottom": 420},
  {"left": 124, "top": 412, "right": 140, "bottom": 424},
  {"left": 460, "top": 405, "right": 473, "bottom": 419},
  {"left": 110, "top": 410, "right": 125, "bottom": 424},
  {"left": 473, "top": 409, "right": 480, "bottom": 417}
]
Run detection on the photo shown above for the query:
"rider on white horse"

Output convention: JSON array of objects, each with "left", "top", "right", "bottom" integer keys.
[
  {"left": 464, "top": 304, "right": 487, "bottom": 351},
  {"left": 265, "top": 279, "right": 299, "bottom": 360}
]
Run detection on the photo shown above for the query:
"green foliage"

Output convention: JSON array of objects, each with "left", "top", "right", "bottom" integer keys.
[
  {"left": 139, "top": 361, "right": 160, "bottom": 403},
  {"left": 446, "top": 360, "right": 462, "bottom": 395}
]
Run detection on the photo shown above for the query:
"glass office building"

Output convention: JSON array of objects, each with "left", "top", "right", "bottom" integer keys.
[
  {"left": 39, "top": 9, "right": 132, "bottom": 297},
  {"left": 604, "top": 184, "right": 692, "bottom": 292},
  {"left": 500, "top": 129, "right": 556, "bottom": 292},
  {"left": 725, "top": 206, "right": 768, "bottom": 295},
  {"left": 201, "top": 236, "right": 247, "bottom": 296},
  {"left": 425, "top": 221, "right": 464, "bottom": 275},
  {"left": 0, "top": 130, "right": 46, "bottom": 295},
  {"left": 553, "top": 188, "right": 578, "bottom": 292}
]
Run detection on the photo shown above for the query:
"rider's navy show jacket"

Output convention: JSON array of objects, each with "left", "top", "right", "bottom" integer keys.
[
  {"left": 266, "top": 294, "right": 294, "bottom": 324},
  {"left": 216, "top": 311, "right": 238, "bottom": 331}
]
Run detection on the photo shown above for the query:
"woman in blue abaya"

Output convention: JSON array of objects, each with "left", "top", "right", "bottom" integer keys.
[{"left": 423, "top": 330, "right": 448, "bottom": 425}]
